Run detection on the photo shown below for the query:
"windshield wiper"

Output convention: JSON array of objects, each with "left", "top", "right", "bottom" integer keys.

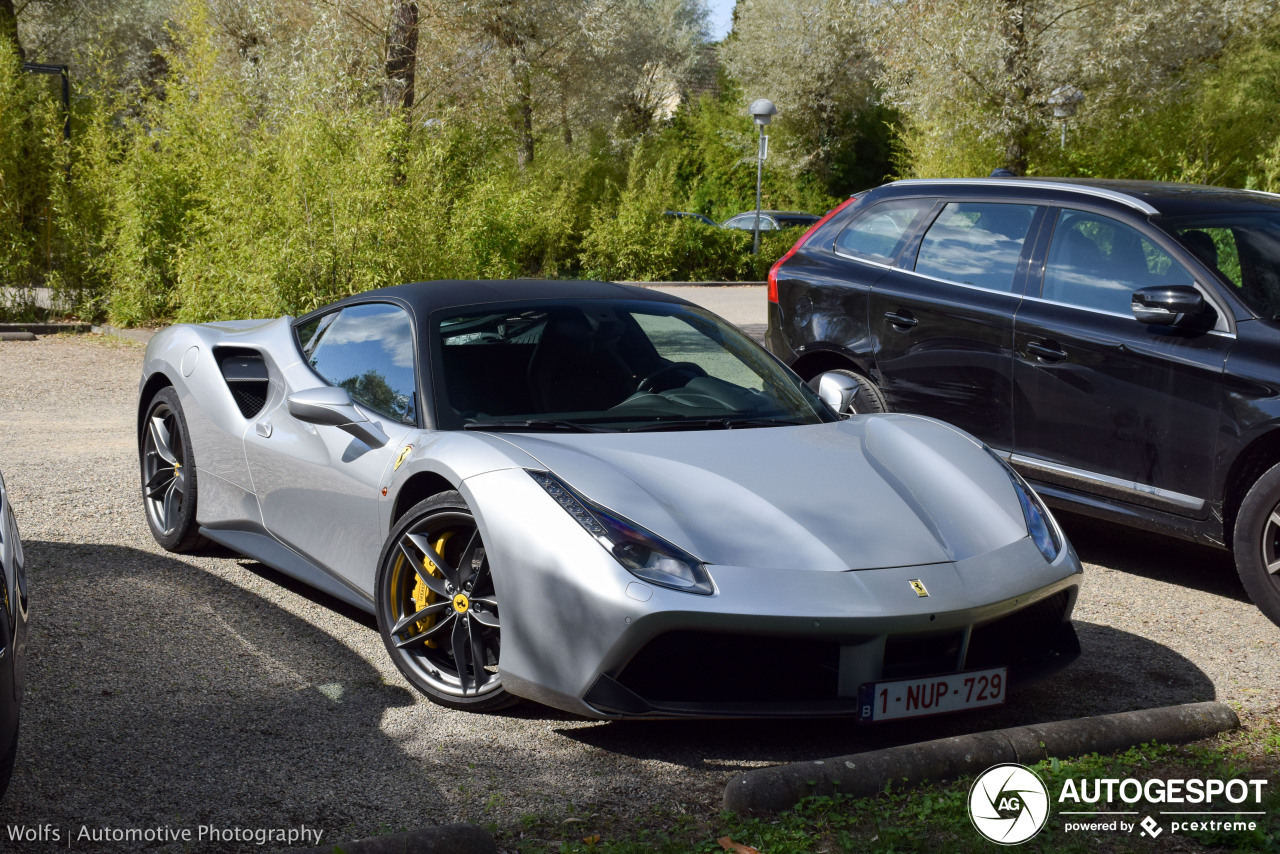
[
  {"left": 463, "top": 419, "right": 619, "bottom": 433},
  {"left": 625, "top": 416, "right": 806, "bottom": 432}
]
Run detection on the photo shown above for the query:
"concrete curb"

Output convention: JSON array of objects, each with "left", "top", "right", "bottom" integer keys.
[
  {"left": 724, "top": 701, "right": 1240, "bottom": 814},
  {"left": 91, "top": 323, "right": 159, "bottom": 344},
  {"left": 0, "top": 322, "right": 92, "bottom": 336},
  {"left": 284, "top": 823, "right": 496, "bottom": 854}
]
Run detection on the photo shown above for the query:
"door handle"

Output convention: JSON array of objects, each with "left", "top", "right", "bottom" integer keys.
[
  {"left": 1027, "top": 341, "right": 1068, "bottom": 362},
  {"left": 255, "top": 421, "right": 273, "bottom": 438},
  {"left": 884, "top": 310, "right": 918, "bottom": 329}
]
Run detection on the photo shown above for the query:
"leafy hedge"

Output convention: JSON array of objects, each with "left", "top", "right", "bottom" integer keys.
[{"left": 0, "top": 11, "right": 828, "bottom": 325}]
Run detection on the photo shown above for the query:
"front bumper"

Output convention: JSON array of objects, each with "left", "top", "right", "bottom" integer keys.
[{"left": 464, "top": 469, "right": 1082, "bottom": 719}]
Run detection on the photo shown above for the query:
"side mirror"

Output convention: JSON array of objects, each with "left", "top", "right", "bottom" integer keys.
[
  {"left": 287, "top": 386, "right": 390, "bottom": 448},
  {"left": 814, "top": 371, "right": 861, "bottom": 417},
  {"left": 1132, "top": 286, "right": 1205, "bottom": 326}
]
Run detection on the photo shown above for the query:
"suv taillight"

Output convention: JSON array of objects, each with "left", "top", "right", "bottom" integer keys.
[{"left": 767, "top": 195, "right": 858, "bottom": 304}]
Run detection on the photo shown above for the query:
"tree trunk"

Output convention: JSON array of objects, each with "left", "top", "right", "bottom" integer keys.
[
  {"left": 385, "top": 0, "right": 418, "bottom": 110},
  {"left": 561, "top": 91, "right": 572, "bottom": 148},
  {"left": 514, "top": 56, "right": 534, "bottom": 168},
  {"left": 0, "top": 0, "right": 23, "bottom": 62},
  {"left": 1000, "top": 0, "right": 1031, "bottom": 175}
]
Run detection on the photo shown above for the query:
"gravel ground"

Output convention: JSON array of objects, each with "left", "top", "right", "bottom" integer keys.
[{"left": 0, "top": 320, "right": 1277, "bottom": 852}]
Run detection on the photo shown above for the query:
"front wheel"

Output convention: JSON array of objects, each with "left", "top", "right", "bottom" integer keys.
[
  {"left": 1232, "top": 462, "right": 1280, "bottom": 627},
  {"left": 374, "top": 491, "right": 516, "bottom": 711}
]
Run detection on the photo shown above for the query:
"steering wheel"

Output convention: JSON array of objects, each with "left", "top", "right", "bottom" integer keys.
[{"left": 636, "top": 362, "right": 707, "bottom": 393}]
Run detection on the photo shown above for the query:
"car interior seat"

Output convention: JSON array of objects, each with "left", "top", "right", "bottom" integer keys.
[{"left": 527, "top": 309, "right": 636, "bottom": 413}]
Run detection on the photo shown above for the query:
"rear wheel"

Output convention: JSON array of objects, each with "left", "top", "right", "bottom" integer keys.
[
  {"left": 375, "top": 491, "right": 516, "bottom": 712},
  {"left": 826, "top": 368, "right": 888, "bottom": 415},
  {"left": 140, "top": 387, "right": 207, "bottom": 552},
  {"left": 1232, "top": 462, "right": 1280, "bottom": 627}
]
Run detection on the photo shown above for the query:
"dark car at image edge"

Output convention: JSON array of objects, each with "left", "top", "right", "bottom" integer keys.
[
  {"left": 766, "top": 177, "right": 1280, "bottom": 627},
  {"left": 0, "top": 468, "right": 27, "bottom": 801}
]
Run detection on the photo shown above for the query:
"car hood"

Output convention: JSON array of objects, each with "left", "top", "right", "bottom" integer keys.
[{"left": 485, "top": 415, "right": 1029, "bottom": 572}]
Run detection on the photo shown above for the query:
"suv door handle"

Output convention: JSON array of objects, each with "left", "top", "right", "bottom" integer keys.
[
  {"left": 1027, "top": 340, "right": 1068, "bottom": 362},
  {"left": 884, "top": 310, "right": 918, "bottom": 329}
]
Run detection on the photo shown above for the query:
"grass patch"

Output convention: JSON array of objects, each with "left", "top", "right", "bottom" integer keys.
[{"left": 505, "top": 710, "right": 1279, "bottom": 853}]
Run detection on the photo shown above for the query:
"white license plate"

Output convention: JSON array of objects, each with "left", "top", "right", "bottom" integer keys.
[{"left": 856, "top": 667, "right": 1007, "bottom": 723}]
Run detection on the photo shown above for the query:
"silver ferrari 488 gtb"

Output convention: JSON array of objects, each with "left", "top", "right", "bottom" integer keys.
[{"left": 137, "top": 280, "right": 1082, "bottom": 720}]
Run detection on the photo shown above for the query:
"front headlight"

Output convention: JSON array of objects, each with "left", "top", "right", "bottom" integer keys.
[
  {"left": 527, "top": 470, "right": 714, "bottom": 595},
  {"left": 986, "top": 449, "right": 1061, "bottom": 562}
]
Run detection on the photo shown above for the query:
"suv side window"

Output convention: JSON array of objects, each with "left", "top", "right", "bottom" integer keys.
[
  {"left": 1042, "top": 209, "right": 1194, "bottom": 315},
  {"left": 295, "top": 302, "right": 418, "bottom": 425},
  {"left": 834, "top": 199, "right": 934, "bottom": 264},
  {"left": 912, "top": 202, "right": 1036, "bottom": 292}
]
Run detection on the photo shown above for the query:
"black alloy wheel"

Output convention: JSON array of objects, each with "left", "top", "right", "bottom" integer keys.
[{"left": 374, "top": 491, "right": 515, "bottom": 711}]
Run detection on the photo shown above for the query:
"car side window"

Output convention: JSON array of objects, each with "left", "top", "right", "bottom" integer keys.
[
  {"left": 295, "top": 302, "right": 418, "bottom": 425},
  {"left": 1042, "top": 210, "right": 1194, "bottom": 315},
  {"left": 834, "top": 199, "right": 934, "bottom": 264},
  {"left": 913, "top": 202, "right": 1036, "bottom": 292}
]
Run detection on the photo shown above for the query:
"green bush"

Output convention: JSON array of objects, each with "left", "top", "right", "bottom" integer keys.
[{"left": 0, "top": 43, "right": 67, "bottom": 319}]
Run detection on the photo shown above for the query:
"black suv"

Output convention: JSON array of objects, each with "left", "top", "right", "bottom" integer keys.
[{"left": 766, "top": 178, "right": 1280, "bottom": 626}]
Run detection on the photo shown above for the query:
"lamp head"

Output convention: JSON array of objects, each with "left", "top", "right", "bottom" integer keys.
[{"left": 749, "top": 98, "right": 777, "bottom": 127}]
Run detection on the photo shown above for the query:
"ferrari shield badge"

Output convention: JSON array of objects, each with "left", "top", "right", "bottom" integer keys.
[
  {"left": 909, "top": 579, "right": 929, "bottom": 598},
  {"left": 394, "top": 445, "right": 413, "bottom": 471}
]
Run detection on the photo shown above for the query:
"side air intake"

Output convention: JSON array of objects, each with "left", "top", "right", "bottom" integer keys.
[{"left": 215, "top": 348, "right": 270, "bottom": 419}]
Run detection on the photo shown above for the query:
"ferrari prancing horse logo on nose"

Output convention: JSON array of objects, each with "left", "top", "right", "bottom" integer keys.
[{"left": 909, "top": 579, "right": 929, "bottom": 597}]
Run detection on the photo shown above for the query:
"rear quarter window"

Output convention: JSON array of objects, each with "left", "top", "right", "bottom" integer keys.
[{"left": 834, "top": 199, "right": 935, "bottom": 264}]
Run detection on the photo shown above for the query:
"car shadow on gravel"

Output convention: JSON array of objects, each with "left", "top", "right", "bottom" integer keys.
[
  {"left": 1055, "top": 510, "right": 1248, "bottom": 602},
  {"left": 0, "top": 541, "right": 440, "bottom": 842},
  {"left": 558, "top": 621, "right": 1214, "bottom": 772}
]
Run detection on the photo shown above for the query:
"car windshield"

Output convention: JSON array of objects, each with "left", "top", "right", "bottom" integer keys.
[
  {"left": 1165, "top": 211, "right": 1280, "bottom": 317},
  {"left": 431, "top": 299, "right": 832, "bottom": 431}
]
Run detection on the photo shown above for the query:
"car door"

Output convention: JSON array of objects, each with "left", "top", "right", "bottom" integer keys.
[
  {"left": 1011, "top": 207, "right": 1232, "bottom": 517},
  {"left": 868, "top": 200, "right": 1044, "bottom": 447},
  {"left": 243, "top": 301, "right": 418, "bottom": 592}
]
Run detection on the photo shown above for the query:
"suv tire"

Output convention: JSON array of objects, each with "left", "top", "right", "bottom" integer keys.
[{"left": 1232, "top": 462, "right": 1280, "bottom": 626}]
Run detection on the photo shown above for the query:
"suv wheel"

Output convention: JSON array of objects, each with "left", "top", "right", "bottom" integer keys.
[
  {"left": 1232, "top": 462, "right": 1280, "bottom": 627},
  {"left": 829, "top": 369, "right": 888, "bottom": 415}
]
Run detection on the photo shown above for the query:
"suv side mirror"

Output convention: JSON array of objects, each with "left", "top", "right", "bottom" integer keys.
[
  {"left": 287, "top": 386, "right": 390, "bottom": 448},
  {"left": 814, "top": 371, "right": 861, "bottom": 417},
  {"left": 1132, "top": 286, "right": 1205, "bottom": 326}
]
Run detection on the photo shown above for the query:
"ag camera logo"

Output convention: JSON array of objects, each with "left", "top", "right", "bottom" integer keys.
[{"left": 969, "top": 763, "right": 1050, "bottom": 845}]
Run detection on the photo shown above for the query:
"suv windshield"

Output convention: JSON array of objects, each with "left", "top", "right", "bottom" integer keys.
[
  {"left": 431, "top": 300, "right": 831, "bottom": 431},
  {"left": 1167, "top": 212, "right": 1280, "bottom": 317}
]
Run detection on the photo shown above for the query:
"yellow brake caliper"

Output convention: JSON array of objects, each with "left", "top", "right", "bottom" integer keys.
[{"left": 411, "top": 532, "right": 453, "bottom": 648}]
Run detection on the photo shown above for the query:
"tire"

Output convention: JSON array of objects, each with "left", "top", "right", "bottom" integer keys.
[
  {"left": 139, "top": 387, "right": 207, "bottom": 552},
  {"left": 375, "top": 491, "right": 516, "bottom": 712},
  {"left": 0, "top": 722, "right": 15, "bottom": 802},
  {"left": 827, "top": 368, "right": 889, "bottom": 416},
  {"left": 1233, "top": 463, "right": 1280, "bottom": 627}
]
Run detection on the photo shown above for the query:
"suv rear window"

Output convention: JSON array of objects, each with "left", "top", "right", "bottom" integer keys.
[{"left": 912, "top": 202, "right": 1035, "bottom": 292}]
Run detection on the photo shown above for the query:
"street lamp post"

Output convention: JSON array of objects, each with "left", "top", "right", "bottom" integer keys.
[
  {"left": 748, "top": 98, "right": 777, "bottom": 255},
  {"left": 1048, "top": 86, "right": 1084, "bottom": 150}
]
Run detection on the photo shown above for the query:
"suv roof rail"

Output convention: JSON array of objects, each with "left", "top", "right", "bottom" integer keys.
[{"left": 888, "top": 178, "right": 1160, "bottom": 216}]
